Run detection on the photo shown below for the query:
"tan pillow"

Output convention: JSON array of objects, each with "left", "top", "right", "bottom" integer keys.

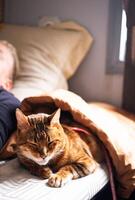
[
  {"left": 0, "top": 21, "right": 93, "bottom": 79},
  {"left": 0, "top": 21, "right": 93, "bottom": 100}
]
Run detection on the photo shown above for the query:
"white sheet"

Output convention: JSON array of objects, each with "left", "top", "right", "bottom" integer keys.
[{"left": 0, "top": 159, "right": 109, "bottom": 200}]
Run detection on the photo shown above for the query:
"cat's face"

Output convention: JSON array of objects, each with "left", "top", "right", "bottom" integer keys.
[{"left": 15, "top": 108, "right": 65, "bottom": 166}]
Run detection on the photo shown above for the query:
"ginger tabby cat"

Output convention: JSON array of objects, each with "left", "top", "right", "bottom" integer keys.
[{"left": 15, "top": 108, "right": 104, "bottom": 187}]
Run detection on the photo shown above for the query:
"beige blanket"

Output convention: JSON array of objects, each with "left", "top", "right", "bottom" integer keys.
[
  {"left": 1, "top": 89, "right": 135, "bottom": 198},
  {"left": 19, "top": 89, "right": 135, "bottom": 198}
]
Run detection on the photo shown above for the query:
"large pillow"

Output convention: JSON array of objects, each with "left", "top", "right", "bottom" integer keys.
[{"left": 0, "top": 21, "right": 93, "bottom": 100}]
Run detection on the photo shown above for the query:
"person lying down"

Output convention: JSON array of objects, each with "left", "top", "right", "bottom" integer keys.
[{"left": 0, "top": 40, "right": 20, "bottom": 157}]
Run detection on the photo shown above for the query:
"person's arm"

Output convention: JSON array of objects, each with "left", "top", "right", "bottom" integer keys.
[
  {"left": 0, "top": 131, "right": 17, "bottom": 159},
  {"left": 0, "top": 87, "right": 20, "bottom": 151}
]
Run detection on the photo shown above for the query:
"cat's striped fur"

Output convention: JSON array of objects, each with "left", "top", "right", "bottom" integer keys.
[{"left": 15, "top": 108, "right": 104, "bottom": 187}]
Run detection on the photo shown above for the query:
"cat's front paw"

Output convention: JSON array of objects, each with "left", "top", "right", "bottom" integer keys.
[
  {"left": 48, "top": 173, "right": 72, "bottom": 187},
  {"left": 39, "top": 167, "right": 52, "bottom": 179},
  {"left": 88, "top": 161, "right": 98, "bottom": 173},
  {"left": 30, "top": 166, "right": 52, "bottom": 179}
]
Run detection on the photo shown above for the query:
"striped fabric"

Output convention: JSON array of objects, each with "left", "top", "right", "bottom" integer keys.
[{"left": 0, "top": 159, "right": 108, "bottom": 200}]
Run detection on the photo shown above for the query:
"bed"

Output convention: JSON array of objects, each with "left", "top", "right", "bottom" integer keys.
[
  {"left": 0, "top": 159, "right": 109, "bottom": 200},
  {"left": 0, "top": 21, "right": 113, "bottom": 200}
]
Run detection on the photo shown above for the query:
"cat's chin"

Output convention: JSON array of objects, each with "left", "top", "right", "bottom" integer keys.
[
  {"left": 33, "top": 157, "right": 52, "bottom": 166},
  {"left": 36, "top": 159, "right": 48, "bottom": 166},
  {"left": 21, "top": 152, "right": 50, "bottom": 166}
]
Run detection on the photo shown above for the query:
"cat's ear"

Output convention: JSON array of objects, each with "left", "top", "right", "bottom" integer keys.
[
  {"left": 16, "top": 108, "right": 29, "bottom": 130},
  {"left": 50, "top": 108, "right": 61, "bottom": 126}
]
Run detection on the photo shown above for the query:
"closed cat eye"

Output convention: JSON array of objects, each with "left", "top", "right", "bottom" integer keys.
[
  {"left": 28, "top": 142, "right": 37, "bottom": 147},
  {"left": 48, "top": 140, "right": 59, "bottom": 148},
  {"left": 48, "top": 141, "right": 58, "bottom": 149},
  {"left": 48, "top": 141, "right": 54, "bottom": 147}
]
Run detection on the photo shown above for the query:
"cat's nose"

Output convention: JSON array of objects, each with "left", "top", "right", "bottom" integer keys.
[
  {"left": 38, "top": 151, "right": 44, "bottom": 159},
  {"left": 39, "top": 148, "right": 47, "bottom": 158},
  {"left": 41, "top": 155, "right": 46, "bottom": 159}
]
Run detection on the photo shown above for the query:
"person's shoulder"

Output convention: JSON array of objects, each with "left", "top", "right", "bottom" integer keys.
[
  {"left": 0, "top": 86, "right": 13, "bottom": 99},
  {"left": 0, "top": 86, "right": 20, "bottom": 106}
]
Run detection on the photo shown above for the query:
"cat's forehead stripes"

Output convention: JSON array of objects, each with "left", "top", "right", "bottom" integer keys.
[
  {"left": 35, "top": 121, "right": 45, "bottom": 133},
  {"left": 27, "top": 114, "right": 50, "bottom": 138},
  {"left": 26, "top": 113, "right": 54, "bottom": 144},
  {"left": 28, "top": 114, "right": 48, "bottom": 126},
  {"left": 28, "top": 116, "right": 44, "bottom": 132},
  {"left": 28, "top": 116, "right": 35, "bottom": 126}
]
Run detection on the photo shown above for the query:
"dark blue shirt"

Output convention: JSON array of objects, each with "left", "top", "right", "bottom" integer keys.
[{"left": 0, "top": 87, "right": 20, "bottom": 150}]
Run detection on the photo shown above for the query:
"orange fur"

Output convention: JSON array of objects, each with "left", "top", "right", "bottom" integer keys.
[{"left": 15, "top": 108, "right": 104, "bottom": 187}]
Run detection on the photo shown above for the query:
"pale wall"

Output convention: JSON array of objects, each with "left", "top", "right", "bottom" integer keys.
[{"left": 5, "top": 0, "right": 124, "bottom": 106}]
